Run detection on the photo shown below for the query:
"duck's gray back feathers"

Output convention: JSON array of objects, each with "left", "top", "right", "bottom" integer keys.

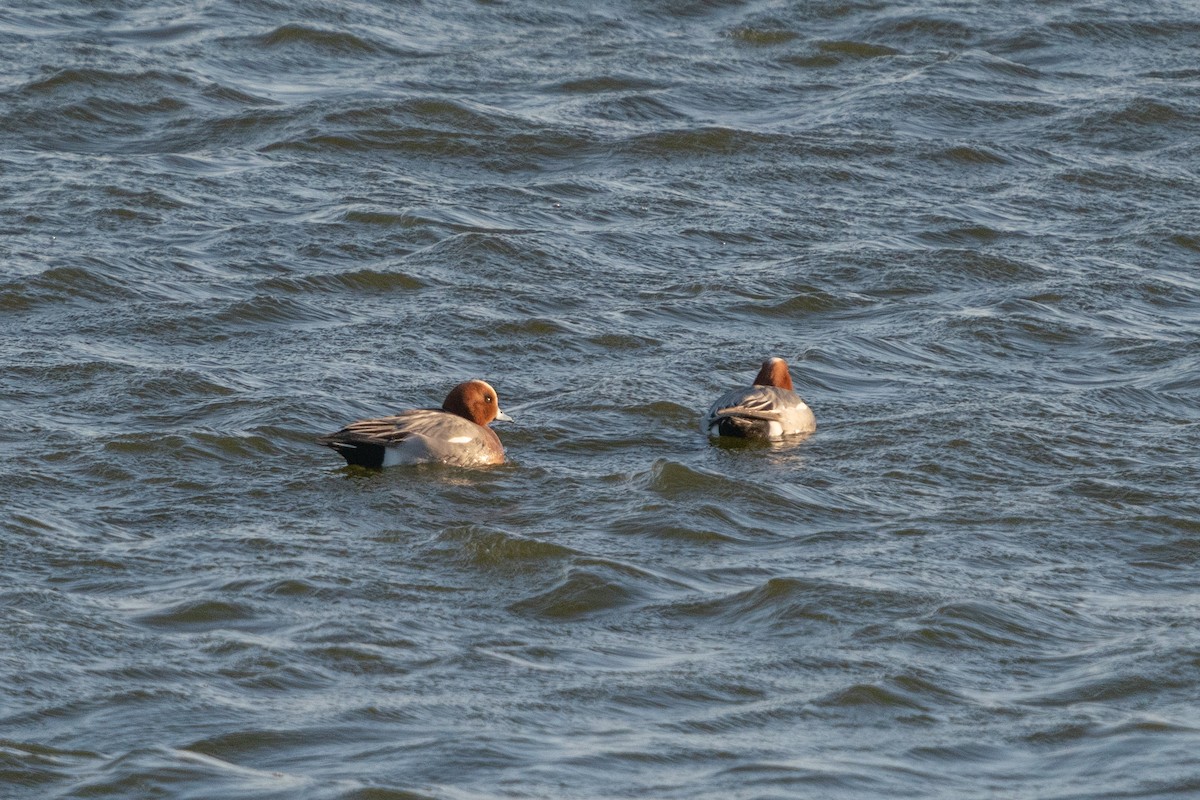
[{"left": 705, "top": 386, "right": 815, "bottom": 440}]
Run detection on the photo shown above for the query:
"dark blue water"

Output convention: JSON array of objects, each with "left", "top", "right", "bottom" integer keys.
[{"left": 3, "top": 1, "right": 1200, "bottom": 798}]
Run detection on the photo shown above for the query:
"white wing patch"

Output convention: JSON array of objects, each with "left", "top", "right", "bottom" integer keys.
[{"left": 447, "top": 436, "right": 474, "bottom": 444}]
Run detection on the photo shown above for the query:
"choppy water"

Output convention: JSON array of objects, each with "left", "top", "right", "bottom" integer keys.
[{"left": 3, "top": 1, "right": 1200, "bottom": 797}]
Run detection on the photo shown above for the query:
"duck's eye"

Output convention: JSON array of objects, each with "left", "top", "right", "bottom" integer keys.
[{"left": 485, "top": 396, "right": 493, "bottom": 403}]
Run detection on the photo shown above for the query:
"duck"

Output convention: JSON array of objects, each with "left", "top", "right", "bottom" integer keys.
[
  {"left": 705, "top": 357, "right": 816, "bottom": 439},
  {"left": 318, "top": 379, "right": 511, "bottom": 468}
]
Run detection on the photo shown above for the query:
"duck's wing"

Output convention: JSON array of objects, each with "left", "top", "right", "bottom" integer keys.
[
  {"left": 707, "top": 387, "right": 789, "bottom": 421},
  {"left": 319, "top": 409, "right": 502, "bottom": 467},
  {"left": 705, "top": 387, "right": 814, "bottom": 438},
  {"left": 711, "top": 391, "right": 786, "bottom": 420},
  {"left": 318, "top": 410, "right": 429, "bottom": 446}
]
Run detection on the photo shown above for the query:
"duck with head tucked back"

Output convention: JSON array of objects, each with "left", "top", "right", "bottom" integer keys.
[
  {"left": 319, "top": 379, "right": 511, "bottom": 468},
  {"left": 705, "top": 357, "right": 816, "bottom": 440}
]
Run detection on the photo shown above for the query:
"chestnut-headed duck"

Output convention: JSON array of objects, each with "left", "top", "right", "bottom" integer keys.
[
  {"left": 319, "top": 379, "right": 511, "bottom": 468},
  {"left": 705, "top": 357, "right": 816, "bottom": 440}
]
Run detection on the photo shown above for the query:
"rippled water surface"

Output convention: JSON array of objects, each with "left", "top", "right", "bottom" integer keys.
[{"left": 3, "top": 1, "right": 1200, "bottom": 797}]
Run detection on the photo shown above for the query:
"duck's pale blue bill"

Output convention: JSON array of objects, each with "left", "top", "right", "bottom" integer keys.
[{"left": 495, "top": 409, "right": 514, "bottom": 422}]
